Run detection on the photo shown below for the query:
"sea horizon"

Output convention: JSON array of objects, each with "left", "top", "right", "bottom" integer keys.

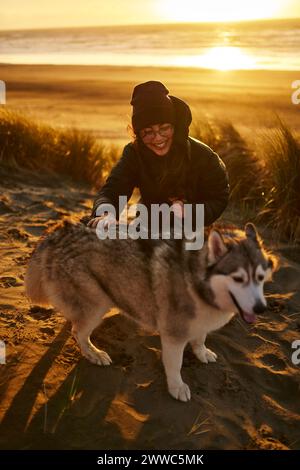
[{"left": 1, "top": 18, "right": 300, "bottom": 71}]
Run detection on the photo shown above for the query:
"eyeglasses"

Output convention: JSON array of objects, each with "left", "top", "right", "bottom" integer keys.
[{"left": 140, "top": 124, "right": 174, "bottom": 141}]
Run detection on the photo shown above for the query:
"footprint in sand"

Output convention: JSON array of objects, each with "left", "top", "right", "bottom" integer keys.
[
  {"left": 0, "top": 276, "right": 22, "bottom": 288},
  {"left": 0, "top": 199, "right": 14, "bottom": 214},
  {"left": 40, "top": 326, "right": 56, "bottom": 336},
  {"left": 23, "top": 202, "right": 61, "bottom": 222},
  {"left": 24, "top": 224, "right": 47, "bottom": 237},
  {"left": 28, "top": 306, "right": 54, "bottom": 320},
  {"left": 260, "top": 353, "right": 287, "bottom": 371},
  {"left": 7, "top": 228, "right": 29, "bottom": 241}
]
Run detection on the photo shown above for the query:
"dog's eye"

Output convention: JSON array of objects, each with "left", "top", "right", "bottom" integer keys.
[
  {"left": 257, "top": 274, "right": 264, "bottom": 282},
  {"left": 232, "top": 276, "right": 244, "bottom": 283}
]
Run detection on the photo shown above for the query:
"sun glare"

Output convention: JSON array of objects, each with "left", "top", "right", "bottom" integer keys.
[
  {"left": 174, "top": 47, "right": 256, "bottom": 70},
  {"left": 160, "top": 0, "right": 282, "bottom": 22}
]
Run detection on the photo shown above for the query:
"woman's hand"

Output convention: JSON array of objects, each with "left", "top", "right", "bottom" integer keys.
[{"left": 87, "top": 213, "right": 117, "bottom": 230}]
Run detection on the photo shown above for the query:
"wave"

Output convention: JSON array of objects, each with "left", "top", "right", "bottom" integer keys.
[{"left": 1, "top": 18, "right": 300, "bottom": 70}]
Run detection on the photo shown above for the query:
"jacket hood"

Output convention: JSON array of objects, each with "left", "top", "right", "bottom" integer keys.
[{"left": 169, "top": 95, "right": 192, "bottom": 143}]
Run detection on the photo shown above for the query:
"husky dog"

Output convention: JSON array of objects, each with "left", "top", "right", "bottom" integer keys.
[{"left": 25, "top": 222, "right": 277, "bottom": 402}]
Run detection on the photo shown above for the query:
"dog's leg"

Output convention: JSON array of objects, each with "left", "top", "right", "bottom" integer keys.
[
  {"left": 190, "top": 334, "right": 217, "bottom": 364},
  {"left": 72, "top": 310, "right": 112, "bottom": 366},
  {"left": 161, "top": 335, "right": 190, "bottom": 402}
]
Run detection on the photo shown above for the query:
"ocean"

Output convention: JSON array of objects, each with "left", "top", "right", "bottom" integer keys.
[{"left": 0, "top": 18, "right": 299, "bottom": 71}]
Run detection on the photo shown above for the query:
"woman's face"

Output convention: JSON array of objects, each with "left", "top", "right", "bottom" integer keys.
[{"left": 140, "top": 123, "right": 174, "bottom": 156}]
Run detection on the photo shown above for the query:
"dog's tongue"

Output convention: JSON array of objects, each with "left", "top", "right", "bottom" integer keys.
[{"left": 242, "top": 311, "right": 257, "bottom": 324}]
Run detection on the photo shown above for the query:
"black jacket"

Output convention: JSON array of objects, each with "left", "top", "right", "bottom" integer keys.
[{"left": 92, "top": 137, "right": 229, "bottom": 226}]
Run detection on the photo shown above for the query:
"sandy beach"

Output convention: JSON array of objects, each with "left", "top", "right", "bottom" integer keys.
[
  {"left": 0, "top": 63, "right": 300, "bottom": 449},
  {"left": 1, "top": 64, "right": 300, "bottom": 146}
]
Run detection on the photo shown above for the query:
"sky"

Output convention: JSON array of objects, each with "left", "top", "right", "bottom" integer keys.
[{"left": 1, "top": 0, "right": 300, "bottom": 30}]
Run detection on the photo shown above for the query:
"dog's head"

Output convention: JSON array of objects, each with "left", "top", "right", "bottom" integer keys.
[{"left": 207, "top": 223, "right": 278, "bottom": 324}]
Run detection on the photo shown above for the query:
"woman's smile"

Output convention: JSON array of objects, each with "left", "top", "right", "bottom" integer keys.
[
  {"left": 148, "top": 138, "right": 172, "bottom": 155},
  {"left": 140, "top": 123, "right": 174, "bottom": 156}
]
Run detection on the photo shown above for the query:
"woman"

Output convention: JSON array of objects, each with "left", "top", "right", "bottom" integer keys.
[{"left": 88, "top": 81, "right": 229, "bottom": 232}]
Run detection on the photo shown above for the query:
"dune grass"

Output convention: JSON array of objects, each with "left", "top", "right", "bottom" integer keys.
[
  {"left": 0, "top": 108, "right": 117, "bottom": 187},
  {"left": 192, "top": 115, "right": 300, "bottom": 242},
  {"left": 1, "top": 108, "right": 299, "bottom": 242},
  {"left": 192, "top": 116, "right": 264, "bottom": 205},
  {"left": 257, "top": 118, "right": 300, "bottom": 242}
]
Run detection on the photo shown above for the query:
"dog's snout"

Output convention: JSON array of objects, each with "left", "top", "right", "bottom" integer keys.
[{"left": 253, "top": 301, "right": 267, "bottom": 314}]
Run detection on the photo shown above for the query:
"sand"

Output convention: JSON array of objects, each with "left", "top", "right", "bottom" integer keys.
[
  {"left": 1, "top": 64, "right": 300, "bottom": 147},
  {"left": 0, "top": 64, "right": 300, "bottom": 450}
]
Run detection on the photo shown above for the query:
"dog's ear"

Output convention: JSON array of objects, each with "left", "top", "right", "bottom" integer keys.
[
  {"left": 265, "top": 253, "right": 280, "bottom": 280},
  {"left": 207, "top": 230, "right": 228, "bottom": 265},
  {"left": 245, "top": 223, "right": 262, "bottom": 246}
]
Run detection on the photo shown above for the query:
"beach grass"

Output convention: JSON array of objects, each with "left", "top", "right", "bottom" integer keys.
[
  {"left": 0, "top": 108, "right": 117, "bottom": 187},
  {"left": 192, "top": 115, "right": 300, "bottom": 241},
  {"left": 191, "top": 117, "right": 263, "bottom": 205},
  {"left": 257, "top": 118, "right": 300, "bottom": 242}
]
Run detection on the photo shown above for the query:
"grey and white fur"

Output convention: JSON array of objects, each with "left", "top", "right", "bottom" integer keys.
[{"left": 25, "top": 221, "right": 277, "bottom": 401}]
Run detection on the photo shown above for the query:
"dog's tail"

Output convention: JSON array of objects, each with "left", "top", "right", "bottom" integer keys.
[{"left": 24, "top": 252, "right": 49, "bottom": 306}]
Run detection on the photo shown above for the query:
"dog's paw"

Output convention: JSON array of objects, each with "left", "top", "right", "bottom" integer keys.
[
  {"left": 83, "top": 345, "right": 112, "bottom": 366},
  {"left": 168, "top": 382, "right": 191, "bottom": 402},
  {"left": 194, "top": 346, "right": 217, "bottom": 364}
]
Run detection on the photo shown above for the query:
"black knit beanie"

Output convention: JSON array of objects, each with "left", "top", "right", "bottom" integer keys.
[{"left": 131, "top": 81, "right": 175, "bottom": 133}]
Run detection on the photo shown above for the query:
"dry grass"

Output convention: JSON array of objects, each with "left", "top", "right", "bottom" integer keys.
[
  {"left": 192, "top": 116, "right": 263, "bottom": 205},
  {"left": 192, "top": 114, "right": 300, "bottom": 242},
  {"left": 257, "top": 118, "right": 300, "bottom": 242},
  {"left": 0, "top": 108, "right": 118, "bottom": 187}
]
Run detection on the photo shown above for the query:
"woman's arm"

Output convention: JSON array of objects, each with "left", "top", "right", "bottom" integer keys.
[
  {"left": 91, "top": 144, "right": 139, "bottom": 220},
  {"left": 191, "top": 147, "right": 230, "bottom": 227}
]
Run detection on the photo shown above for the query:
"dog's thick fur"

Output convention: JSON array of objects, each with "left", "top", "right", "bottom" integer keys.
[{"left": 25, "top": 221, "right": 277, "bottom": 401}]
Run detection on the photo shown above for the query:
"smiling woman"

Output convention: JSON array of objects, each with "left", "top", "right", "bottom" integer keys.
[
  {"left": 89, "top": 80, "right": 230, "bottom": 230},
  {"left": 160, "top": 0, "right": 283, "bottom": 22}
]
